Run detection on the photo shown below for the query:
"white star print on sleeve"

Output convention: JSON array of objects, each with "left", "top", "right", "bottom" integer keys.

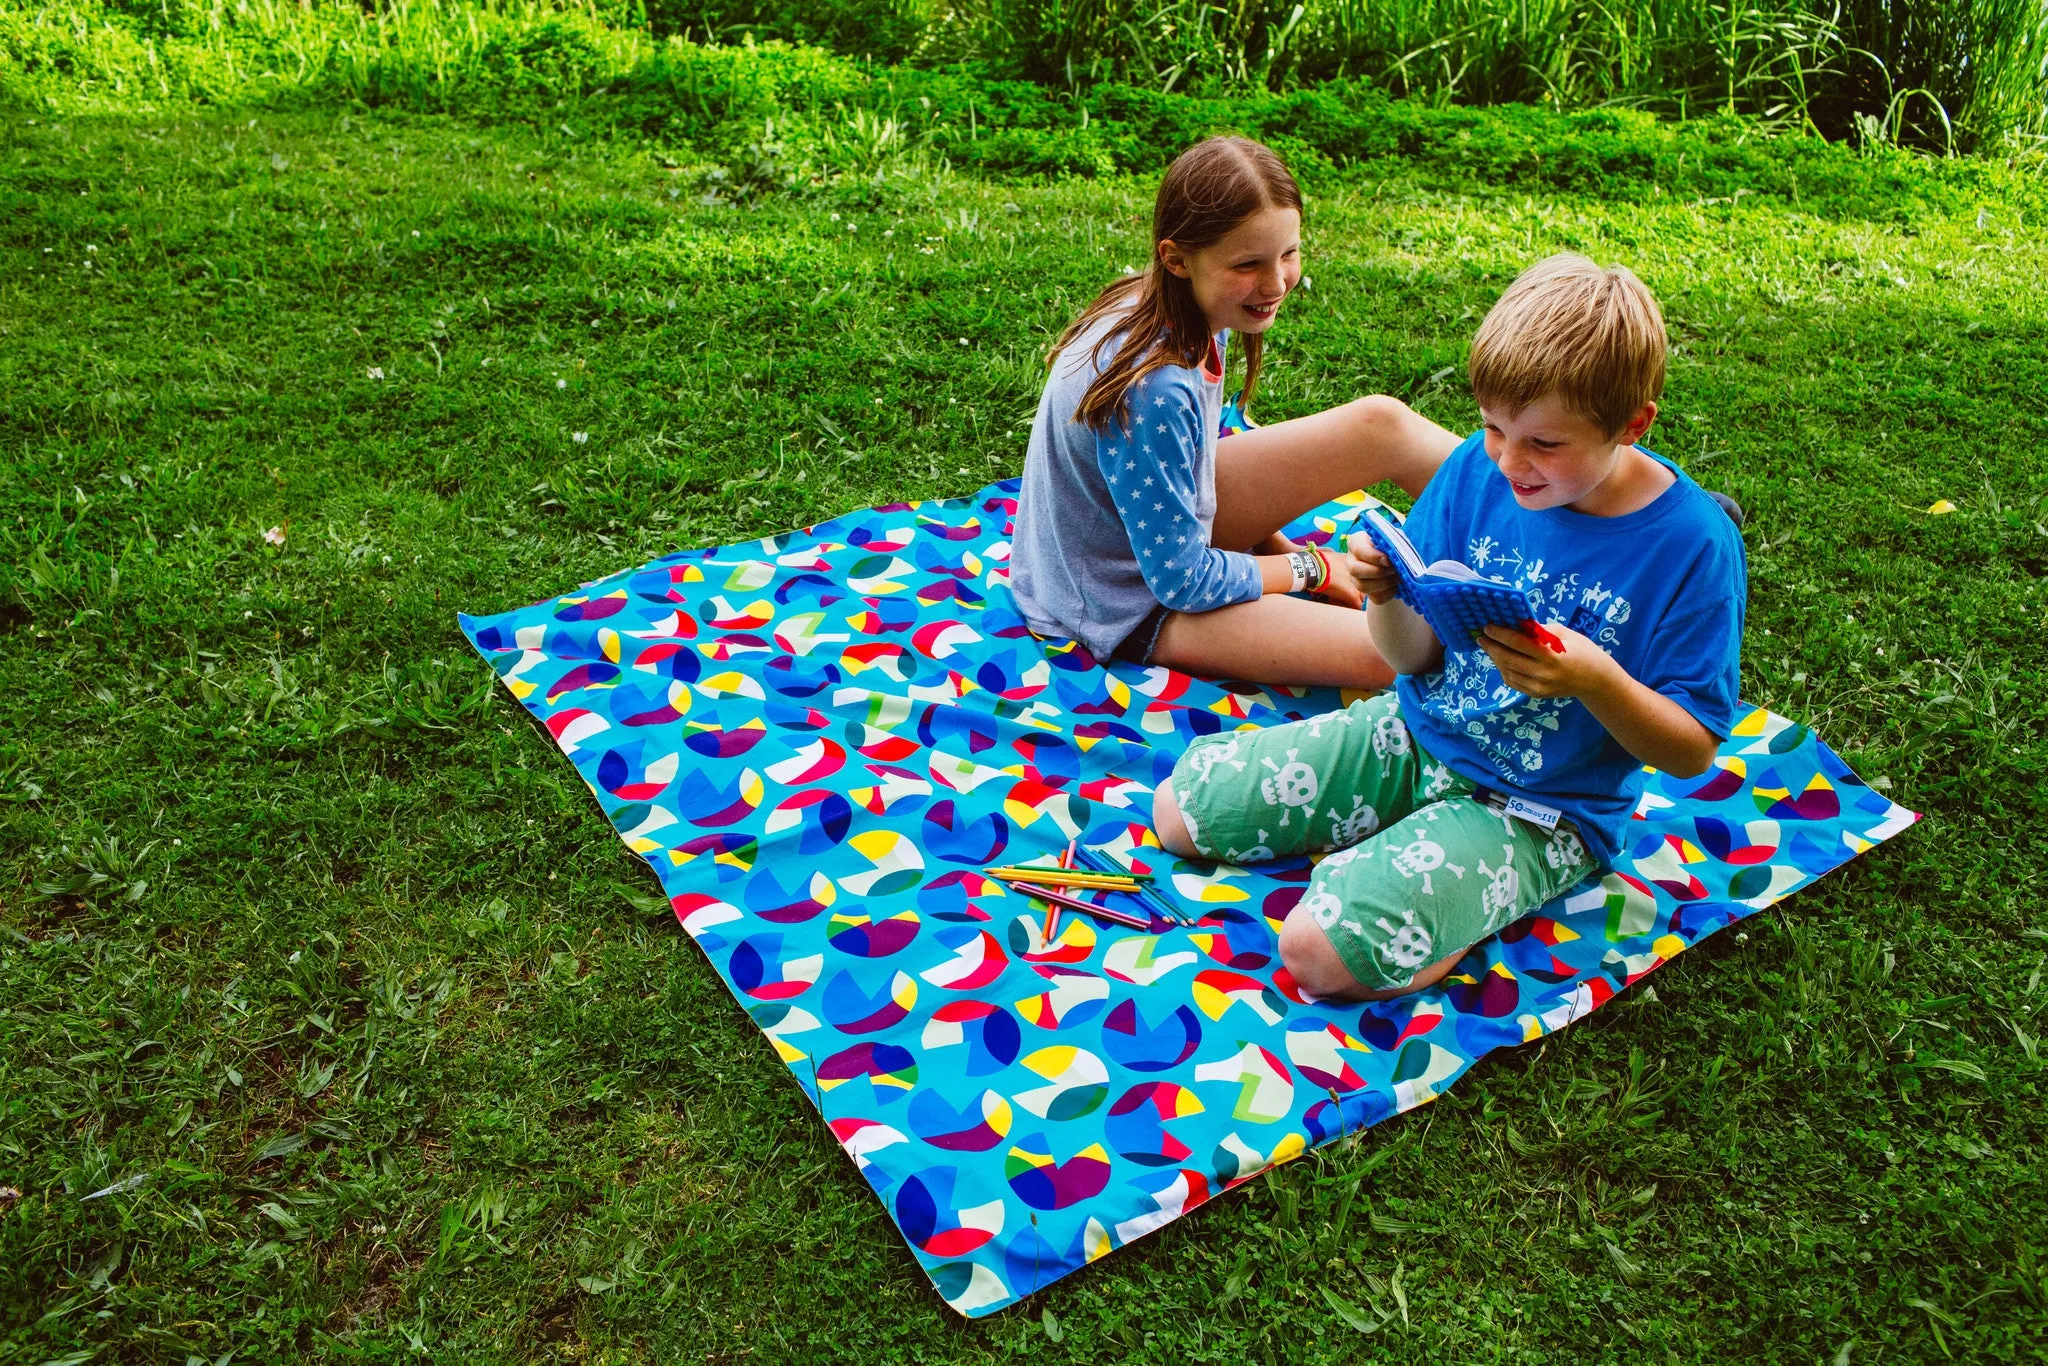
[{"left": 1095, "top": 368, "right": 1260, "bottom": 614}]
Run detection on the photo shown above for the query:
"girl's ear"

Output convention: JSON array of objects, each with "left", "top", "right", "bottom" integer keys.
[{"left": 1157, "top": 240, "right": 1191, "bottom": 279}]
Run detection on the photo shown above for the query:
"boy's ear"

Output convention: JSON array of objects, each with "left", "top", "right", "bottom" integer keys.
[
  {"left": 1618, "top": 401, "right": 1657, "bottom": 446},
  {"left": 1157, "top": 240, "right": 1191, "bottom": 279}
]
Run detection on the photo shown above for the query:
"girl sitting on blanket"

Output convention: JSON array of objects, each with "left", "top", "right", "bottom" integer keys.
[{"left": 1007, "top": 135, "right": 1459, "bottom": 689}]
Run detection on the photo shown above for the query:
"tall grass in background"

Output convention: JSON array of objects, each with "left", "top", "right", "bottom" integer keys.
[
  {"left": 3, "top": 0, "right": 2045, "bottom": 149},
  {"left": 976, "top": 0, "right": 2048, "bottom": 146}
]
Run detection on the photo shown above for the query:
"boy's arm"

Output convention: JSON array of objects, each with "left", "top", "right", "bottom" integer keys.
[
  {"left": 1477, "top": 624, "right": 1720, "bottom": 777},
  {"left": 1350, "top": 544, "right": 1445, "bottom": 676},
  {"left": 1367, "top": 597, "right": 1446, "bottom": 676}
]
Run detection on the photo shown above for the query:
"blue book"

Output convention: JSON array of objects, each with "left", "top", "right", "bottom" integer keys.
[{"left": 1356, "top": 508, "right": 1540, "bottom": 647}]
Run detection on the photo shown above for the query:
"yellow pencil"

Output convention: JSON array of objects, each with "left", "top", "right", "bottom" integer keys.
[{"left": 991, "top": 868, "right": 1144, "bottom": 891}]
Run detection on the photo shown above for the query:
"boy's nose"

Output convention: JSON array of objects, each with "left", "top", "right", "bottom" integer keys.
[{"left": 1500, "top": 448, "right": 1539, "bottom": 479}]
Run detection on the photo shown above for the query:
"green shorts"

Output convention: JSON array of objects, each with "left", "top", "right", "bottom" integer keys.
[{"left": 1168, "top": 693, "right": 1595, "bottom": 992}]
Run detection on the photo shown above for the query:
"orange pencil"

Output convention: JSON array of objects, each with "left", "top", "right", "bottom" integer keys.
[{"left": 1042, "top": 838, "right": 1077, "bottom": 942}]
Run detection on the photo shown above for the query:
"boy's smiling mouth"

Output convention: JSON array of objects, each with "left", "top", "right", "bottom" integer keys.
[{"left": 1507, "top": 477, "right": 1546, "bottom": 497}]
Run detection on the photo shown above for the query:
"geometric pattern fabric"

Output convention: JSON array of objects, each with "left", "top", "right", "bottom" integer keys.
[{"left": 459, "top": 479, "right": 1916, "bottom": 1316}]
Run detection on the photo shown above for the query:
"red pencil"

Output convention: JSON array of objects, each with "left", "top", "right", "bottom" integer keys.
[{"left": 1026, "top": 883, "right": 1152, "bottom": 931}]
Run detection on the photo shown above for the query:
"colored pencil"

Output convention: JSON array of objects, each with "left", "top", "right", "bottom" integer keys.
[
  {"left": 986, "top": 864, "right": 1153, "bottom": 886},
  {"left": 1023, "top": 883, "right": 1152, "bottom": 931},
  {"left": 991, "top": 869, "right": 1146, "bottom": 892},
  {"left": 1136, "top": 882, "right": 1193, "bottom": 927},
  {"left": 1069, "top": 845, "right": 1191, "bottom": 925},
  {"left": 1041, "top": 839, "right": 1077, "bottom": 941}
]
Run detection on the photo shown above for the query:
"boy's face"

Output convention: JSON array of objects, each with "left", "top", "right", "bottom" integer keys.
[
  {"left": 1480, "top": 393, "right": 1655, "bottom": 512},
  {"left": 1159, "top": 206, "right": 1302, "bottom": 337}
]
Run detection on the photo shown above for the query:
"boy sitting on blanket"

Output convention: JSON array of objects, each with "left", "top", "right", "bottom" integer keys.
[{"left": 1153, "top": 253, "right": 1747, "bottom": 1001}]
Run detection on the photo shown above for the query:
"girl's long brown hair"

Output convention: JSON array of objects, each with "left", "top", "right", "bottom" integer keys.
[{"left": 1054, "top": 136, "right": 1302, "bottom": 432}]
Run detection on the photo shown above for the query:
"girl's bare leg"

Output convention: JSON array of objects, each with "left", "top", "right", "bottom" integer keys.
[
  {"left": 1148, "top": 593, "right": 1394, "bottom": 691},
  {"left": 1210, "top": 395, "right": 1461, "bottom": 551}
]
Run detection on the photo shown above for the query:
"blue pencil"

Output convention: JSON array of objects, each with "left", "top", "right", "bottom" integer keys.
[{"left": 1076, "top": 844, "right": 1193, "bottom": 926}]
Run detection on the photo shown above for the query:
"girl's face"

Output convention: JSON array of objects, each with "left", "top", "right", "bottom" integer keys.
[{"left": 1159, "top": 206, "right": 1302, "bottom": 337}]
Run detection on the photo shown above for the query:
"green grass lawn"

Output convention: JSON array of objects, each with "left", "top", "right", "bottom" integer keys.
[{"left": 3, "top": 104, "right": 2046, "bottom": 1363}]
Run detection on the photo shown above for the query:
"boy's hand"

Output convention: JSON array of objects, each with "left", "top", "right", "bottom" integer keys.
[
  {"left": 1344, "top": 534, "right": 1403, "bottom": 606},
  {"left": 1478, "top": 621, "right": 1621, "bottom": 699}
]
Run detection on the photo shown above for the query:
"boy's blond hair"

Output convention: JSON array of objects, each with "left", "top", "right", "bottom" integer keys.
[{"left": 1469, "top": 253, "right": 1666, "bottom": 438}]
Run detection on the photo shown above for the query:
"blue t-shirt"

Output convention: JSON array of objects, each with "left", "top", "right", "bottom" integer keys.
[{"left": 1393, "top": 431, "right": 1747, "bottom": 867}]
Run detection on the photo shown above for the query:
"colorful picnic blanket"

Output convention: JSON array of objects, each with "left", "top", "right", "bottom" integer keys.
[{"left": 459, "top": 480, "right": 1917, "bottom": 1317}]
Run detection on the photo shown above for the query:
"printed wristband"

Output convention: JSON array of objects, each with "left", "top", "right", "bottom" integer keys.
[{"left": 1285, "top": 550, "right": 1312, "bottom": 594}]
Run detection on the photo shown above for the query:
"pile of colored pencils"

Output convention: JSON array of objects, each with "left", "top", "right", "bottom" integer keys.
[{"left": 984, "top": 842, "right": 1192, "bottom": 935}]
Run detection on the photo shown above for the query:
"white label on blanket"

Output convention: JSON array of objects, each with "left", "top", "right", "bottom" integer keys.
[{"left": 1504, "top": 795, "right": 1563, "bottom": 830}]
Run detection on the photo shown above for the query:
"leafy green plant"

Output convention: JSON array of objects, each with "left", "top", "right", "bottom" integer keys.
[
  {"left": 4, "top": 0, "right": 2045, "bottom": 147},
  {"left": 33, "top": 835, "right": 156, "bottom": 905}
]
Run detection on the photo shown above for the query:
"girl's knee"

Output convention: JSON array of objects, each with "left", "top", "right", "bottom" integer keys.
[
  {"left": 1151, "top": 781, "right": 1198, "bottom": 857},
  {"left": 1346, "top": 393, "right": 1411, "bottom": 438}
]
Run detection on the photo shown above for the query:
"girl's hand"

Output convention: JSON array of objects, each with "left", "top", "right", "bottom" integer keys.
[
  {"left": 1312, "top": 551, "right": 1365, "bottom": 610},
  {"left": 1477, "top": 622, "right": 1621, "bottom": 699},
  {"left": 1344, "top": 541, "right": 1403, "bottom": 606},
  {"left": 1252, "top": 530, "right": 1303, "bottom": 557}
]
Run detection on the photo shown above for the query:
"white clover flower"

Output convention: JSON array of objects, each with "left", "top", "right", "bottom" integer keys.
[
  {"left": 572, "top": 432, "right": 589, "bottom": 445},
  {"left": 958, "top": 338, "right": 969, "bottom": 347},
  {"left": 556, "top": 378, "right": 567, "bottom": 389},
  {"left": 412, "top": 230, "right": 420, "bottom": 237},
  {"left": 263, "top": 526, "right": 286, "bottom": 546},
  {"left": 367, "top": 367, "right": 384, "bottom": 379}
]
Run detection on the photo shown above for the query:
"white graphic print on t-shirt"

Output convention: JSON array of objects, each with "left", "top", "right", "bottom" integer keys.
[{"left": 1417, "top": 535, "right": 1636, "bottom": 782}]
